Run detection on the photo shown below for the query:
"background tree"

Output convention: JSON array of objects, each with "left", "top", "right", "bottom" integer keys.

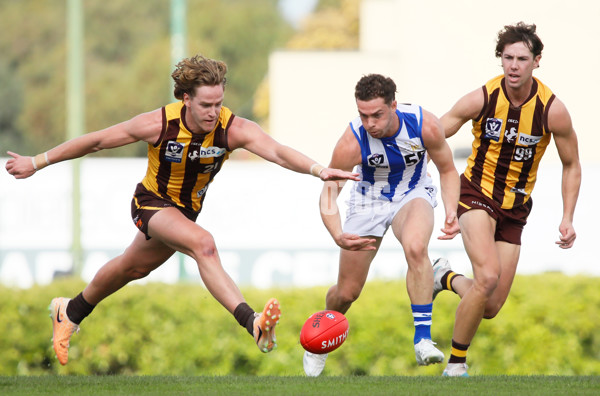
[{"left": 0, "top": 0, "right": 293, "bottom": 157}]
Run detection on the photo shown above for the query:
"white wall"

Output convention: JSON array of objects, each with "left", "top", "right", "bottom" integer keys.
[{"left": 270, "top": 0, "right": 600, "bottom": 164}]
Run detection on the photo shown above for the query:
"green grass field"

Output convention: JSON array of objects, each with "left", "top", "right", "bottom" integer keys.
[{"left": 1, "top": 375, "right": 599, "bottom": 396}]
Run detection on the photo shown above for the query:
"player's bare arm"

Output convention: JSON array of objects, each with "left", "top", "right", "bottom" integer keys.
[
  {"left": 547, "top": 97, "right": 582, "bottom": 249},
  {"left": 421, "top": 110, "right": 460, "bottom": 239},
  {"left": 320, "top": 127, "right": 376, "bottom": 251},
  {"left": 227, "top": 116, "right": 359, "bottom": 181},
  {"left": 5, "top": 109, "right": 163, "bottom": 179},
  {"left": 441, "top": 87, "right": 486, "bottom": 138}
]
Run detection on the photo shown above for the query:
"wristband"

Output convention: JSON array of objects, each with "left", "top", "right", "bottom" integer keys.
[
  {"left": 310, "top": 163, "right": 325, "bottom": 178},
  {"left": 33, "top": 152, "right": 50, "bottom": 171}
]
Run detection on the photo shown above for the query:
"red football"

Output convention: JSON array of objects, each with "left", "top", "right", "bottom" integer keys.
[{"left": 300, "top": 310, "right": 349, "bottom": 354}]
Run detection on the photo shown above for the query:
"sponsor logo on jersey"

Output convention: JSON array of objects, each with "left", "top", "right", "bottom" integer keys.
[
  {"left": 510, "top": 187, "right": 529, "bottom": 195},
  {"left": 196, "top": 185, "right": 208, "bottom": 198},
  {"left": 484, "top": 118, "right": 503, "bottom": 141},
  {"left": 188, "top": 146, "right": 227, "bottom": 161},
  {"left": 505, "top": 126, "right": 518, "bottom": 143},
  {"left": 165, "top": 141, "right": 185, "bottom": 163},
  {"left": 517, "top": 132, "right": 542, "bottom": 146},
  {"left": 367, "top": 153, "right": 388, "bottom": 168}
]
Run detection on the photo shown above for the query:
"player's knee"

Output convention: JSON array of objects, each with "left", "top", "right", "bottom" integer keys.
[
  {"left": 336, "top": 286, "right": 362, "bottom": 306},
  {"left": 191, "top": 232, "right": 218, "bottom": 259},
  {"left": 473, "top": 273, "right": 500, "bottom": 297},
  {"left": 402, "top": 240, "right": 428, "bottom": 264}
]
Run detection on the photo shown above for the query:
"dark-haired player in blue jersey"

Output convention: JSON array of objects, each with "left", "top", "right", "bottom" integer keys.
[{"left": 303, "top": 73, "right": 460, "bottom": 376}]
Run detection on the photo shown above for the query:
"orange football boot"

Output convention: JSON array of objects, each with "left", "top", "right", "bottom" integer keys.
[
  {"left": 49, "top": 297, "right": 79, "bottom": 365},
  {"left": 253, "top": 298, "right": 281, "bottom": 353}
]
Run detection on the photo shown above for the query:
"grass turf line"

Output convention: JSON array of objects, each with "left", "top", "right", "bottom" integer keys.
[{"left": 0, "top": 375, "right": 599, "bottom": 396}]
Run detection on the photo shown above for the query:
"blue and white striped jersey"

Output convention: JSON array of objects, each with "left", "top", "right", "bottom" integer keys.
[{"left": 349, "top": 103, "right": 429, "bottom": 202}]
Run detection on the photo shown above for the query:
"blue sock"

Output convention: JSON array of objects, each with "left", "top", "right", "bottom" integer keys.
[{"left": 411, "top": 303, "right": 433, "bottom": 344}]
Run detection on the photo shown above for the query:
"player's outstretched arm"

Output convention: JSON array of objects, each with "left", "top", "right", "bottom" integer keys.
[
  {"left": 5, "top": 109, "right": 163, "bottom": 179},
  {"left": 227, "top": 117, "right": 359, "bottom": 181}
]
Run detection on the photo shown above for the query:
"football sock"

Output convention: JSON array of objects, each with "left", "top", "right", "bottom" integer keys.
[
  {"left": 66, "top": 292, "right": 96, "bottom": 325},
  {"left": 441, "top": 271, "right": 462, "bottom": 293},
  {"left": 448, "top": 339, "right": 470, "bottom": 363},
  {"left": 233, "top": 302, "right": 255, "bottom": 336},
  {"left": 411, "top": 303, "right": 433, "bottom": 344}
]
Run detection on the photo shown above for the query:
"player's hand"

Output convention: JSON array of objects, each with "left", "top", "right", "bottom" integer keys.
[
  {"left": 438, "top": 212, "right": 460, "bottom": 240},
  {"left": 556, "top": 221, "right": 576, "bottom": 249},
  {"left": 5, "top": 151, "right": 36, "bottom": 179},
  {"left": 336, "top": 233, "right": 377, "bottom": 251},
  {"left": 319, "top": 168, "right": 360, "bottom": 182}
]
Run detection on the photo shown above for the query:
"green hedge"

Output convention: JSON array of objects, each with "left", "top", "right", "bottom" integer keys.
[{"left": 1, "top": 274, "right": 598, "bottom": 376}]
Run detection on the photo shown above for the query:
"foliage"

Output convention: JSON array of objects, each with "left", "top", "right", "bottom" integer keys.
[
  {"left": 286, "top": 0, "right": 360, "bottom": 49},
  {"left": 0, "top": 274, "right": 598, "bottom": 376},
  {"left": 0, "top": 0, "right": 293, "bottom": 156}
]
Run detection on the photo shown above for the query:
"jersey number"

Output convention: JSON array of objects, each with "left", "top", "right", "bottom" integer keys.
[
  {"left": 513, "top": 147, "right": 533, "bottom": 162},
  {"left": 403, "top": 151, "right": 425, "bottom": 166}
]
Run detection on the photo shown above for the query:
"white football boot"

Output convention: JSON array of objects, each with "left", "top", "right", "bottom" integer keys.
[
  {"left": 303, "top": 351, "right": 328, "bottom": 376},
  {"left": 432, "top": 257, "right": 452, "bottom": 300},
  {"left": 443, "top": 362, "right": 469, "bottom": 377},
  {"left": 414, "top": 338, "right": 445, "bottom": 366}
]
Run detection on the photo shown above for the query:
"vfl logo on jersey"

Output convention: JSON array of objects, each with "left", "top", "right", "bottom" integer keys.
[
  {"left": 484, "top": 118, "right": 503, "bottom": 141},
  {"left": 517, "top": 132, "right": 542, "bottom": 146},
  {"left": 367, "top": 153, "right": 388, "bottom": 168},
  {"left": 505, "top": 127, "right": 518, "bottom": 143},
  {"left": 165, "top": 141, "right": 185, "bottom": 163},
  {"left": 188, "top": 146, "right": 227, "bottom": 161}
]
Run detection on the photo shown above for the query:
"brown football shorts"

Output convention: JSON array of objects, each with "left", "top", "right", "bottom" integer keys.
[
  {"left": 457, "top": 174, "right": 532, "bottom": 245},
  {"left": 130, "top": 183, "right": 199, "bottom": 239}
]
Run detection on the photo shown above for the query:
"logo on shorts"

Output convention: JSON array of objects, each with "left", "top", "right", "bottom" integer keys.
[
  {"left": 367, "top": 153, "right": 387, "bottom": 168},
  {"left": 165, "top": 141, "right": 185, "bottom": 163},
  {"left": 484, "top": 118, "right": 503, "bottom": 141},
  {"left": 471, "top": 200, "right": 493, "bottom": 212}
]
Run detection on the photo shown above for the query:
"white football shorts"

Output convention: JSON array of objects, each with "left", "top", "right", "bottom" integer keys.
[{"left": 343, "top": 183, "right": 438, "bottom": 237}]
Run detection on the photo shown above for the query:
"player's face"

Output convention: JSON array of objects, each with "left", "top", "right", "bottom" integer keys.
[
  {"left": 184, "top": 84, "right": 224, "bottom": 134},
  {"left": 501, "top": 41, "right": 541, "bottom": 91},
  {"left": 356, "top": 97, "right": 398, "bottom": 139}
]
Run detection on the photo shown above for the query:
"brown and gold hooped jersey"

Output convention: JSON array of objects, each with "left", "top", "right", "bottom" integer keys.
[
  {"left": 141, "top": 101, "right": 234, "bottom": 213},
  {"left": 464, "top": 75, "right": 555, "bottom": 209}
]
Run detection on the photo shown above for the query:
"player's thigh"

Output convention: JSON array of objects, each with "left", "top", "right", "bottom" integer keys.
[
  {"left": 459, "top": 209, "right": 500, "bottom": 277},
  {"left": 147, "top": 207, "right": 212, "bottom": 258},
  {"left": 337, "top": 238, "right": 382, "bottom": 292},
  {"left": 390, "top": 198, "right": 434, "bottom": 251},
  {"left": 121, "top": 231, "right": 176, "bottom": 273}
]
